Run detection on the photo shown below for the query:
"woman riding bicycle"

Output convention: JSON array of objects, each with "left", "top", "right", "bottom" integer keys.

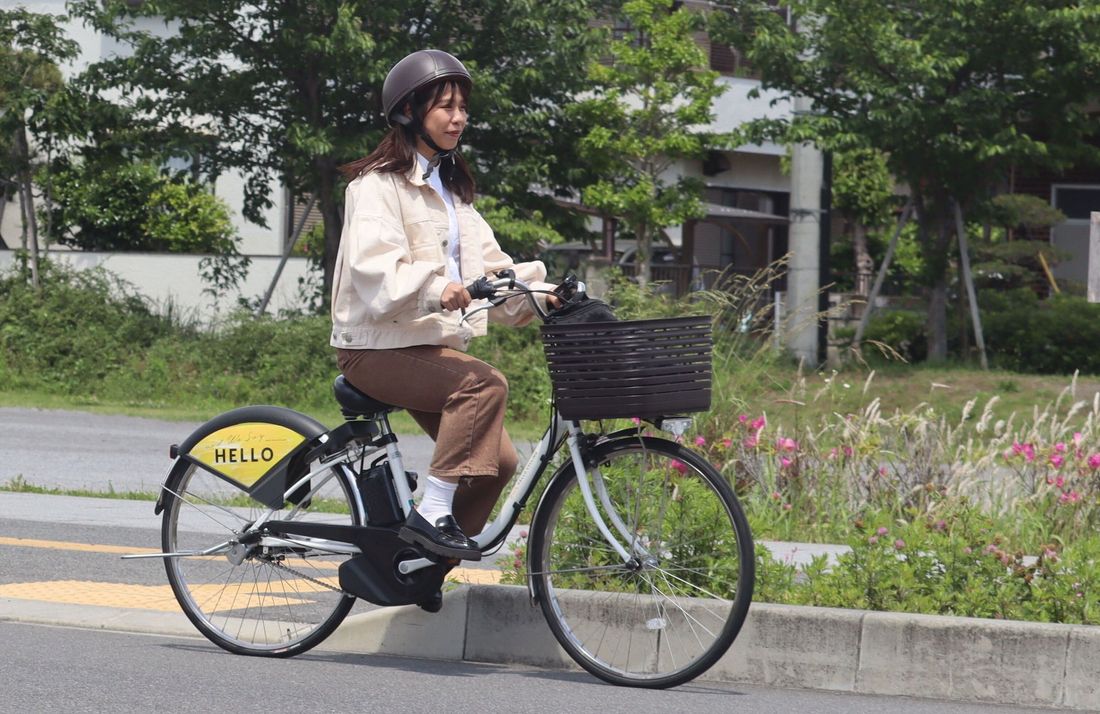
[{"left": 332, "top": 49, "right": 559, "bottom": 573}]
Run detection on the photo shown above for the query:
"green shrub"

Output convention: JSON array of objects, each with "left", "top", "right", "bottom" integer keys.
[
  {"left": 983, "top": 291, "right": 1100, "bottom": 375},
  {"left": 0, "top": 260, "right": 175, "bottom": 392},
  {"left": 753, "top": 505, "right": 1100, "bottom": 625},
  {"left": 0, "top": 259, "right": 552, "bottom": 422},
  {"left": 864, "top": 309, "right": 926, "bottom": 362},
  {"left": 49, "top": 160, "right": 240, "bottom": 255}
]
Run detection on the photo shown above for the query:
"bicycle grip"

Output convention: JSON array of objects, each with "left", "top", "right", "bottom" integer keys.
[{"left": 465, "top": 276, "right": 495, "bottom": 300}]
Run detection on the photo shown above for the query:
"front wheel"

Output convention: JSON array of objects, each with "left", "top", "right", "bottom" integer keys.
[{"left": 529, "top": 436, "right": 754, "bottom": 688}]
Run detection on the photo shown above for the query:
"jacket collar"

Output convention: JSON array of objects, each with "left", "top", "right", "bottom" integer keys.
[{"left": 403, "top": 159, "right": 427, "bottom": 188}]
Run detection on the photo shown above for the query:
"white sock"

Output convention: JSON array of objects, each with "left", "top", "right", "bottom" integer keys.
[{"left": 417, "top": 475, "right": 458, "bottom": 525}]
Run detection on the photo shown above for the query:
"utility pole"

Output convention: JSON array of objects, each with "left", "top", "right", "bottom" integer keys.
[
  {"left": 1089, "top": 212, "right": 1100, "bottom": 303},
  {"left": 785, "top": 96, "right": 823, "bottom": 366}
]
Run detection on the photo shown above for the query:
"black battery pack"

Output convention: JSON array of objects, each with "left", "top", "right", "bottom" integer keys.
[{"left": 358, "top": 462, "right": 404, "bottom": 527}]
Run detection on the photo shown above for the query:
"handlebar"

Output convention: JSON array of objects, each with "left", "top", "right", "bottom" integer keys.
[{"left": 460, "top": 272, "right": 587, "bottom": 324}]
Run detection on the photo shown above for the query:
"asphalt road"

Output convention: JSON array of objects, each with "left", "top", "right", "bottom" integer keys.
[
  {"left": 0, "top": 407, "right": 440, "bottom": 493},
  {"left": 0, "top": 620, "right": 1054, "bottom": 714}
]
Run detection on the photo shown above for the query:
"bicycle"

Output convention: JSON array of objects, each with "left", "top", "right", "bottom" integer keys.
[{"left": 126, "top": 274, "right": 755, "bottom": 688}]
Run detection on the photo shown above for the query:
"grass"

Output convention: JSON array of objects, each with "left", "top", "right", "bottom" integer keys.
[
  {"left": 5, "top": 362, "right": 1097, "bottom": 453},
  {"left": 0, "top": 388, "right": 430, "bottom": 435},
  {"left": 0, "top": 474, "right": 355, "bottom": 513},
  {"left": 731, "top": 361, "right": 1100, "bottom": 434},
  {"left": 1, "top": 475, "right": 158, "bottom": 501}
]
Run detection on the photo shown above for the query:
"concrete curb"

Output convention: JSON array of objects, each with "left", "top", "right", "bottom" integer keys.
[{"left": 4, "top": 587, "right": 1098, "bottom": 709}]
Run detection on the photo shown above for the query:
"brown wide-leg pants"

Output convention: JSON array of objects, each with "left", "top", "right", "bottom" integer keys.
[{"left": 336, "top": 346, "right": 519, "bottom": 536}]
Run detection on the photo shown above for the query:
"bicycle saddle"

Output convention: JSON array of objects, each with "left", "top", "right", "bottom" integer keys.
[{"left": 333, "top": 375, "right": 398, "bottom": 419}]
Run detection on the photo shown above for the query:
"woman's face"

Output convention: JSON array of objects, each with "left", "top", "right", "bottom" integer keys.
[{"left": 413, "top": 83, "right": 468, "bottom": 156}]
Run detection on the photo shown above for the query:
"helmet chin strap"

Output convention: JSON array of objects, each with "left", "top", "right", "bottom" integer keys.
[{"left": 393, "top": 113, "right": 456, "bottom": 180}]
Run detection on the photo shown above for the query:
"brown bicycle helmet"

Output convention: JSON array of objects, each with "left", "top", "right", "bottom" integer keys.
[{"left": 382, "top": 49, "right": 471, "bottom": 127}]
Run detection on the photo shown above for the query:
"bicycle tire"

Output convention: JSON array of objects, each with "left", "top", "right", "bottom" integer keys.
[
  {"left": 161, "top": 458, "right": 359, "bottom": 657},
  {"left": 529, "top": 436, "right": 754, "bottom": 688}
]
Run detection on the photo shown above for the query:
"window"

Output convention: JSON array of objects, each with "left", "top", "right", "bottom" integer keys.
[{"left": 1052, "top": 185, "right": 1100, "bottom": 222}]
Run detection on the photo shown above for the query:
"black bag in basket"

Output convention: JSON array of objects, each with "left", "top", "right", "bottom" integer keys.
[{"left": 545, "top": 297, "right": 618, "bottom": 325}]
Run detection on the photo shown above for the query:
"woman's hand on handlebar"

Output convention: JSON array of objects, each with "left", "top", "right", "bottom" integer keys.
[{"left": 441, "top": 282, "right": 473, "bottom": 311}]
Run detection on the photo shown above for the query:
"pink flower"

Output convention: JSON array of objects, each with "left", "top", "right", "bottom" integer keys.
[
  {"left": 828, "top": 447, "right": 838, "bottom": 459},
  {"left": 1055, "top": 442, "right": 1067, "bottom": 454},
  {"left": 514, "top": 548, "right": 524, "bottom": 557},
  {"left": 894, "top": 539, "right": 906, "bottom": 550},
  {"left": 1074, "top": 432, "right": 1083, "bottom": 446},
  {"left": 878, "top": 466, "right": 888, "bottom": 477},
  {"left": 782, "top": 503, "right": 792, "bottom": 511},
  {"left": 771, "top": 491, "right": 782, "bottom": 501},
  {"left": 631, "top": 417, "right": 641, "bottom": 426},
  {"left": 1012, "top": 441, "right": 1036, "bottom": 461},
  {"left": 513, "top": 559, "right": 522, "bottom": 569},
  {"left": 670, "top": 460, "right": 688, "bottom": 475},
  {"left": 750, "top": 416, "right": 766, "bottom": 432},
  {"left": 721, "top": 438, "right": 733, "bottom": 449},
  {"left": 1055, "top": 475, "right": 1065, "bottom": 488},
  {"left": 1060, "top": 491, "right": 1082, "bottom": 504},
  {"left": 963, "top": 546, "right": 973, "bottom": 555},
  {"left": 744, "top": 435, "right": 759, "bottom": 449},
  {"left": 842, "top": 445, "right": 853, "bottom": 458},
  {"left": 779, "top": 456, "right": 793, "bottom": 468},
  {"left": 868, "top": 535, "right": 879, "bottom": 545},
  {"left": 1088, "top": 454, "right": 1100, "bottom": 470},
  {"left": 876, "top": 526, "right": 888, "bottom": 536},
  {"left": 1050, "top": 454, "right": 1065, "bottom": 468},
  {"left": 934, "top": 520, "right": 947, "bottom": 531},
  {"left": 738, "top": 414, "right": 748, "bottom": 424},
  {"left": 777, "top": 437, "right": 797, "bottom": 452},
  {"left": 520, "top": 530, "right": 528, "bottom": 538},
  {"left": 694, "top": 436, "right": 707, "bottom": 447}
]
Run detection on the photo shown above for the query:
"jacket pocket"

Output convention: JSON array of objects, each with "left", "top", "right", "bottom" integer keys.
[{"left": 405, "top": 219, "right": 446, "bottom": 263}]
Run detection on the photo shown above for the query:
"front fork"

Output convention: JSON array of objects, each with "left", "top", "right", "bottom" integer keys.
[{"left": 565, "top": 421, "right": 651, "bottom": 566}]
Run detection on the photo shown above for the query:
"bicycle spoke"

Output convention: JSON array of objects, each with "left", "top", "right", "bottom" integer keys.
[
  {"left": 531, "top": 438, "right": 754, "bottom": 687},
  {"left": 163, "top": 460, "right": 358, "bottom": 654}
]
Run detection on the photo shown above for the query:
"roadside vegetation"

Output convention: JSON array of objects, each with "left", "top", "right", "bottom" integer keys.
[{"left": 6, "top": 259, "right": 1100, "bottom": 628}]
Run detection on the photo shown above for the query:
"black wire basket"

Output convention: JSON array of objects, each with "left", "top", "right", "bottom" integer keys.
[{"left": 540, "top": 315, "right": 713, "bottom": 421}]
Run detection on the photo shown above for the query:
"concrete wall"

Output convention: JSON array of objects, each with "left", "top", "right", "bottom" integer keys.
[
  {"left": 320, "top": 585, "right": 1100, "bottom": 710},
  {"left": 0, "top": 249, "right": 316, "bottom": 319}
]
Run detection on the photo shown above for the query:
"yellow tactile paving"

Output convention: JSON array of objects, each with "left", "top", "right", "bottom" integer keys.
[
  {"left": 0, "top": 580, "right": 327, "bottom": 612},
  {"left": 449, "top": 567, "right": 501, "bottom": 585},
  {"left": 0, "top": 535, "right": 501, "bottom": 611},
  {"left": 0, "top": 536, "right": 159, "bottom": 556},
  {"left": 0, "top": 536, "right": 342, "bottom": 569}
]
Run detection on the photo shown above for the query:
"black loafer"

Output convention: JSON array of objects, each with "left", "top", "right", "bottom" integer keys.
[
  {"left": 398, "top": 511, "right": 483, "bottom": 561},
  {"left": 417, "top": 588, "right": 443, "bottom": 613}
]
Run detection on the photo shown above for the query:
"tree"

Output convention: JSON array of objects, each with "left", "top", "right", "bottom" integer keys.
[
  {"left": 714, "top": 0, "right": 1100, "bottom": 361},
  {"left": 830, "top": 148, "right": 894, "bottom": 296},
  {"left": 573, "top": 0, "right": 729, "bottom": 285},
  {"left": 70, "top": 0, "right": 604, "bottom": 304},
  {"left": 0, "top": 9, "right": 78, "bottom": 288}
]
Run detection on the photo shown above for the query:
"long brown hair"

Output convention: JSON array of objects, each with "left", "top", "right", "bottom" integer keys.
[{"left": 339, "top": 78, "right": 476, "bottom": 204}]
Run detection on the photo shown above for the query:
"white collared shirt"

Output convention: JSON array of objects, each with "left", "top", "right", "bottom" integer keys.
[{"left": 416, "top": 153, "right": 461, "bottom": 283}]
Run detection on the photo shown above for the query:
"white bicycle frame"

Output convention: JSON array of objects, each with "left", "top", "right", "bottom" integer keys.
[{"left": 135, "top": 276, "right": 654, "bottom": 572}]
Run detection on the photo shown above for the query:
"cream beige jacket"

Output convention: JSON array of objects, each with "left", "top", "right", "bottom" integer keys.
[{"left": 330, "top": 163, "right": 554, "bottom": 351}]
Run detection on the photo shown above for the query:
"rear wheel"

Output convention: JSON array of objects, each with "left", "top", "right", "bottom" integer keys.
[
  {"left": 161, "top": 458, "right": 359, "bottom": 656},
  {"left": 529, "top": 436, "right": 754, "bottom": 688}
]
